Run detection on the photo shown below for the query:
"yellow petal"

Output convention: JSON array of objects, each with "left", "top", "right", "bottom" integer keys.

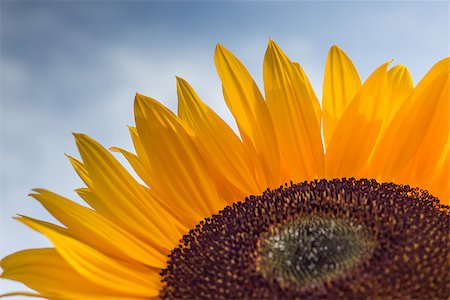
[
  {"left": 66, "top": 154, "right": 92, "bottom": 188},
  {"left": 384, "top": 65, "right": 413, "bottom": 125},
  {"left": 325, "top": 62, "right": 389, "bottom": 178},
  {"left": 74, "top": 187, "right": 109, "bottom": 214},
  {"left": 391, "top": 71, "right": 449, "bottom": 202},
  {"left": 73, "top": 133, "right": 183, "bottom": 250},
  {"left": 401, "top": 135, "right": 449, "bottom": 204},
  {"left": 30, "top": 189, "right": 167, "bottom": 268},
  {"left": 263, "top": 40, "right": 324, "bottom": 181},
  {"left": 16, "top": 217, "right": 160, "bottom": 297},
  {"left": 1, "top": 248, "right": 143, "bottom": 299},
  {"left": 76, "top": 186, "right": 187, "bottom": 240},
  {"left": 322, "top": 46, "right": 362, "bottom": 146},
  {"left": 400, "top": 74, "right": 449, "bottom": 179},
  {"left": 355, "top": 65, "right": 414, "bottom": 177},
  {"left": 0, "top": 292, "right": 43, "bottom": 298},
  {"left": 128, "top": 126, "right": 150, "bottom": 163},
  {"left": 293, "top": 62, "right": 321, "bottom": 125},
  {"left": 110, "top": 146, "right": 154, "bottom": 188},
  {"left": 371, "top": 58, "right": 450, "bottom": 182},
  {"left": 429, "top": 138, "right": 449, "bottom": 203},
  {"left": 134, "top": 93, "right": 226, "bottom": 226},
  {"left": 214, "top": 44, "right": 281, "bottom": 188},
  {"left": 177, "top": 77, "right": 261, "bottom": 201},
  {"left": 128, "top": 126, "right": 155, "bottom": 181}
]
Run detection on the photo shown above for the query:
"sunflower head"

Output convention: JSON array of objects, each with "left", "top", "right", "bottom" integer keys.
[{"left": 1, "top": 41, "right": 449, "bottom": 299}]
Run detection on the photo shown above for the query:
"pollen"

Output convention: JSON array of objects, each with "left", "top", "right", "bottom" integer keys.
[{"left": 257, "top": 216, "right": 374, "bottom": 288}]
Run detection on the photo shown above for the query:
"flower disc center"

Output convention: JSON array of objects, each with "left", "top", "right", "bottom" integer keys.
[
  {"left": 258, "top": 216, "right": 373, "bottom": 287},
  {"left": 160, "top": 178, "right": 449, "bottom": 299}
]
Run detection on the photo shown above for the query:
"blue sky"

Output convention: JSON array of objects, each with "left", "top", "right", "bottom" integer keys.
[{"left": 1, "top": 1, "right": 448, "bottom": 296}]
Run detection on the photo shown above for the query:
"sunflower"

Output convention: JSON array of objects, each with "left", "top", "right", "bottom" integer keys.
[{"left": 1, "top": 41, "right": 449, "bottom": 299}]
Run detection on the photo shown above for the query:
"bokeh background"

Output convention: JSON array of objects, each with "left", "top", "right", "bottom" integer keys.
[{"left": 1, "top": 1, "right": 448, "bottom": 297}]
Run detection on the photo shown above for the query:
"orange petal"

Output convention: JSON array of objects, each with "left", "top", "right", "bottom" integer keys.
[
  {"left": 263, "top": 40, "right": 324, "bottom": 182},
  {"left": 322, "top": 46, "right": 361, "bottom": 146},
  {"left": 30, "top": 189, "right": 167, "bottom": 268},
  {"left": 17, "top": 217, "right": 160, "bottom": 297},
  {"left": 134, "top": 93, "right": 226, "bottom": 226},
  {"left": 73, "top": 133, "right": 183, "bottom": 250},
  {"left": 177, "top": 77, "right": 261, "bottom": 201},
  {"left": 325, "top": 62, "right": 389, "bottom": 178},
  {"left": 214, "top": 44, "right": 281, "bottom": 188},
  {"left": 1, "top": 248, "right": 145, "bottom": 299},
  {"left": 371, "top": 58, "right": 450, "bottom": 183}
]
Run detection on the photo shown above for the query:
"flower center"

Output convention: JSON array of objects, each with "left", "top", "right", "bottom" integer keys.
[
  {"left": 160, "top": 178, "right": 449, "bottom": 299},
  {"left": 257, "top": 216, "right": 373, "bottom": 287}
]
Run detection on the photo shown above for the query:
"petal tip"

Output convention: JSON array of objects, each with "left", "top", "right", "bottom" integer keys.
[
  {"left": 72, "top": 133, "right": 91, "bottom": 146},
  {"left": 72, "top": 132, "right": 85, "bottom": 139},
  {"left": 176, "top": 76, "right": 188, "bottom": 87},
  {"left": 330, "top": 45, "right": 341, "bottom": 52},
  {"left": 134, "top": 93, "right": 148, "bottom": 111},
  {"left": 214, "top": 43, "right": 232, "bottom": 62},
  {"left": 267, "top": 39, "right": 281, "bottom": 52},
  {"left": 215, "top": 43, "right": 225, "bottom": 55}
]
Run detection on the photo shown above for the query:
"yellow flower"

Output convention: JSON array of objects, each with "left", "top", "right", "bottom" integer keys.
[{"left": 1, "top": 41, "right": 449, "bottom": 299}]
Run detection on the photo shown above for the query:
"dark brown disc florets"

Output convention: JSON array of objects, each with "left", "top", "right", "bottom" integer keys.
[{"left": 160, "top": 178, "right": 449, "bottom": 299}]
